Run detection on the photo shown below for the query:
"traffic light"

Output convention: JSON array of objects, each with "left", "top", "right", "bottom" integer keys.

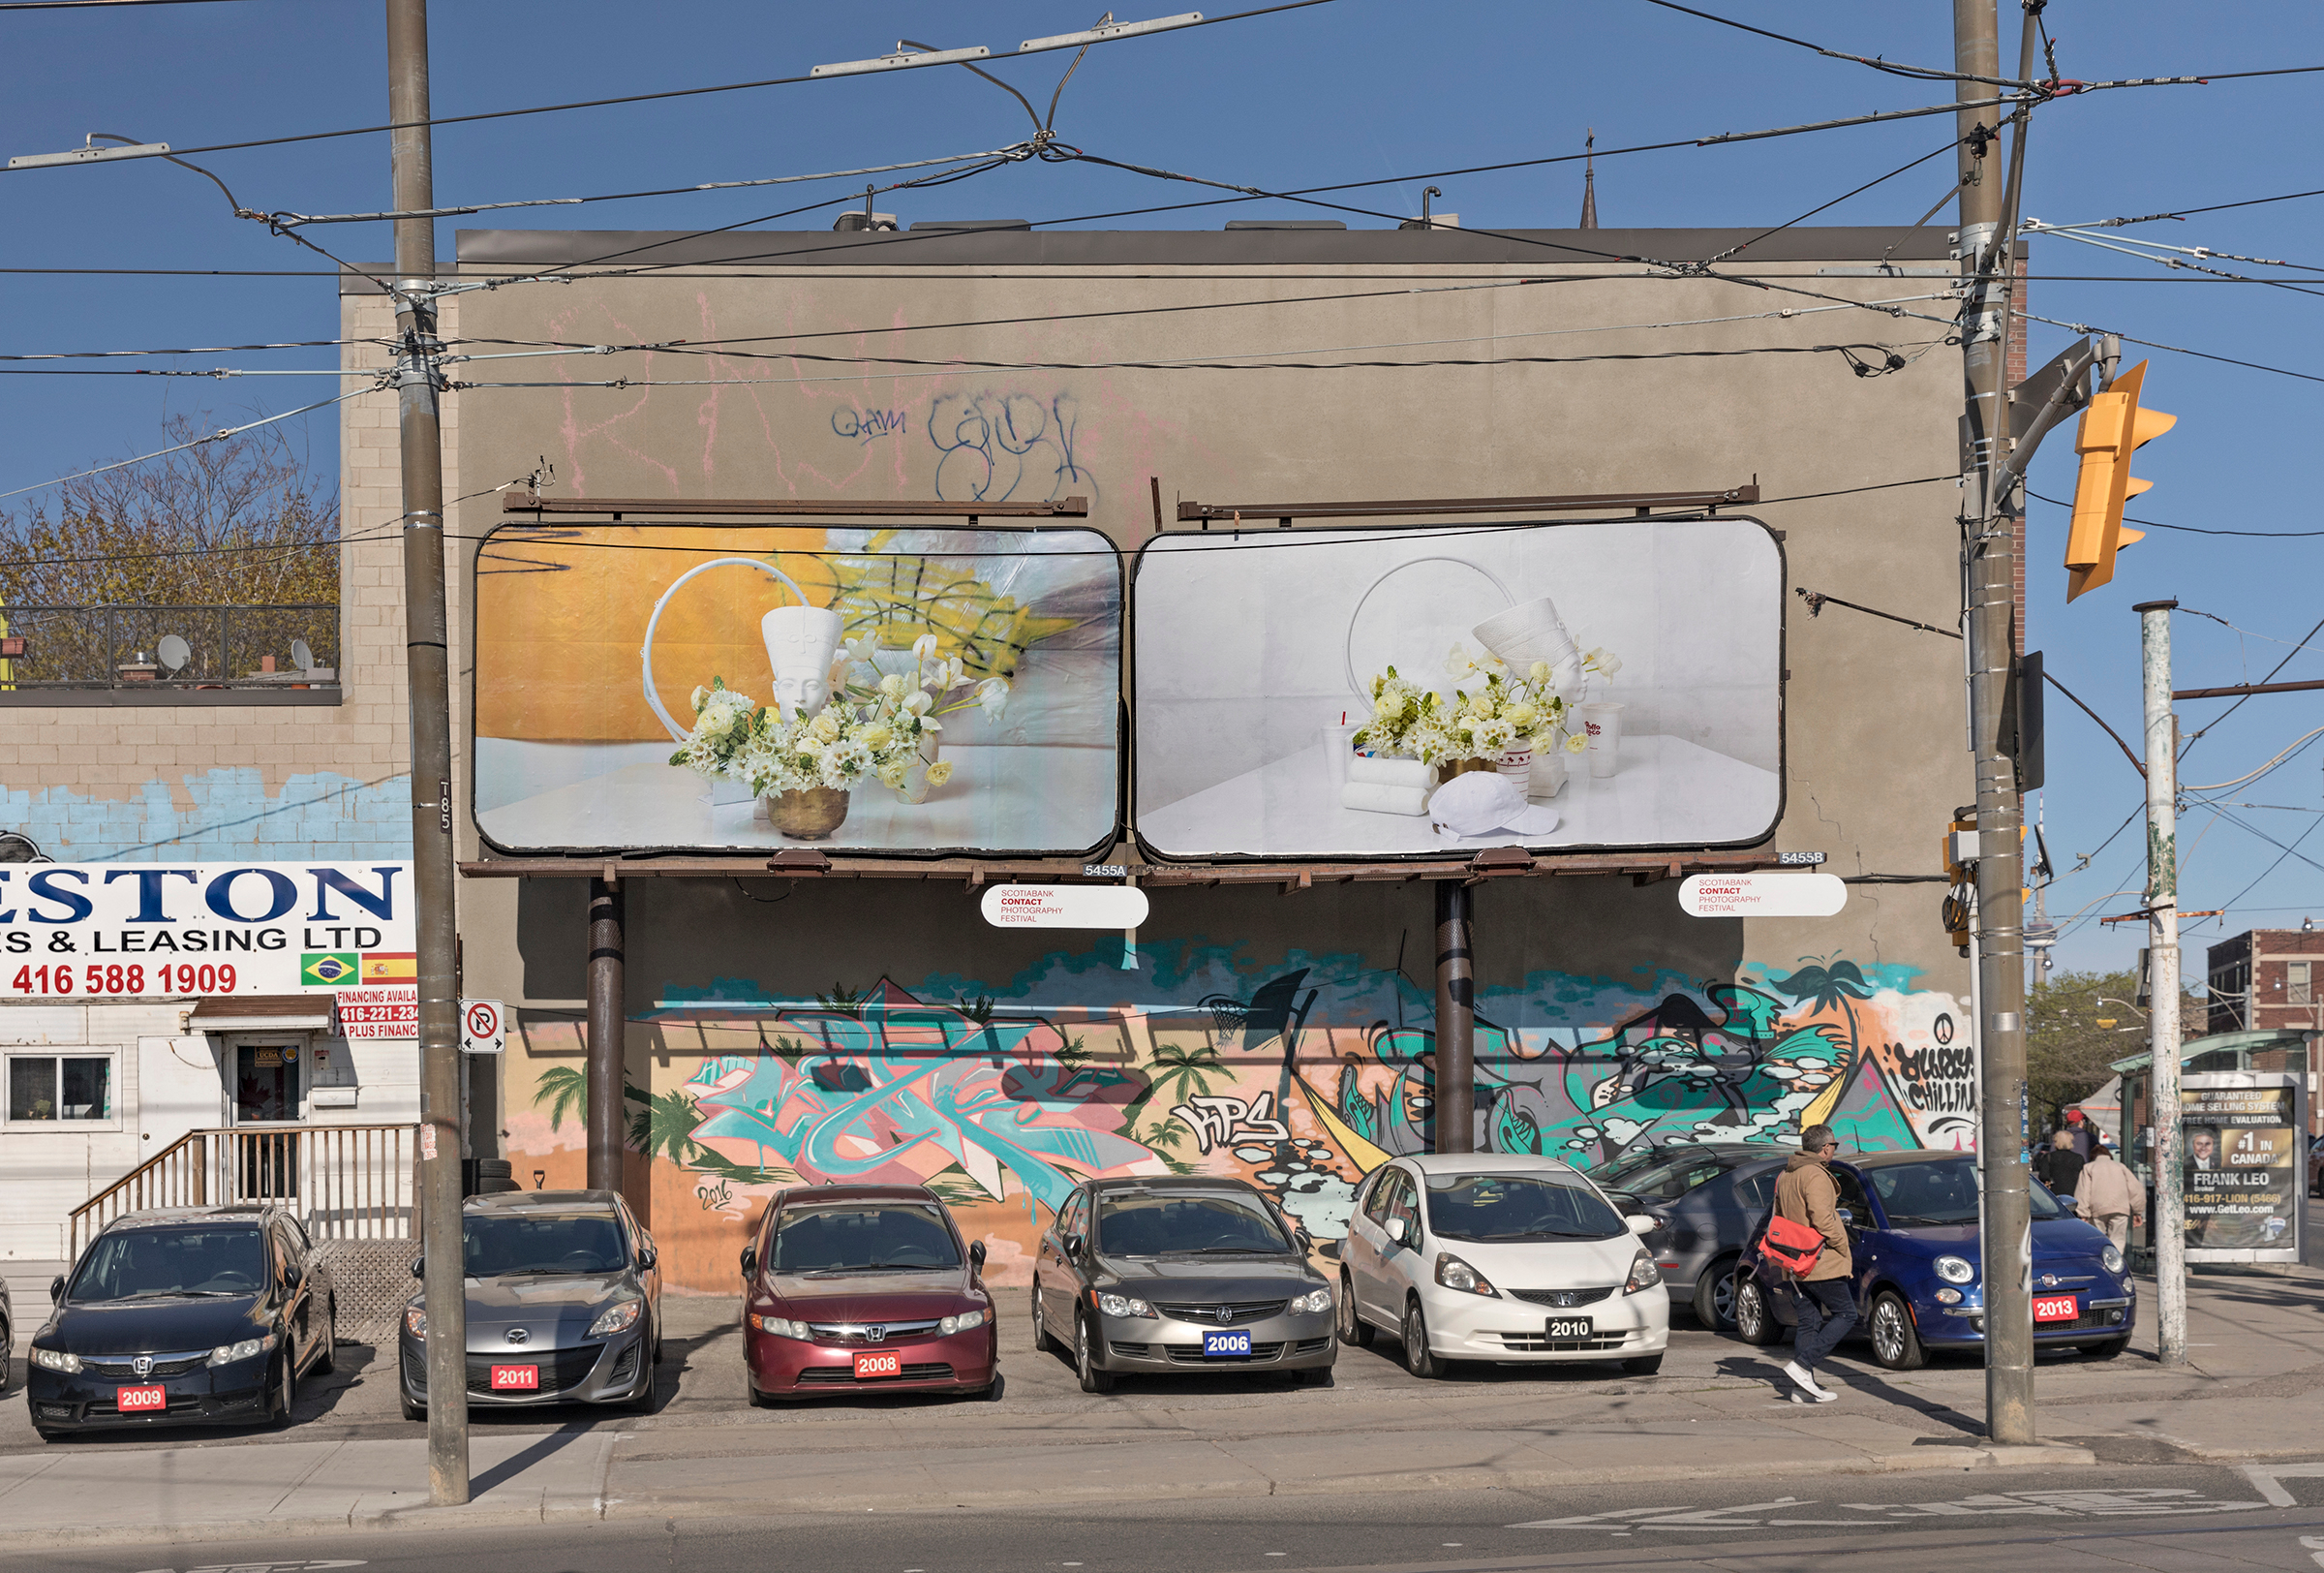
[{"left": 2064, "top": 359, "right": 2174, "bottom": 601}]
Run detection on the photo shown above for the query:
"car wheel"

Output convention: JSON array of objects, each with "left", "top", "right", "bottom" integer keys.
[
  {"left": 1336, "top": 1274, "right": 1373, "bottom": 1347},
  {"left": 1620, "top": 1353, "right": 1665, "bottom": 1376},
  {"left": 1402, "top": 1299, "right": 1445, "bottom": 1379},
  {"left": 1868, "top": 1290, "right": 1926, "bottom": 1372},
  {"left": 1693, "top": 1256, "right": 1739, "bottom": 1330},
  {"left": 269, "top": 1354, "right": 296, "bottom": 1429},
  {"left": 1031, "top": 1282, "right": 1057, "bottom": 1355},
  {"left": 1298, "top": 1365, "right": 1334, "bottom": 1387},
  {"left": 2087, "top": 1336, "right": 2131, "bottom": 1361},
  {"left": 315, "top": 1302, "right": 337, "bottom": 1376},
  {"left": 1732, "top": 1276, "right": 1781, "bottom": 1345},
  {"left": 1074, "top": 1311, "right": 1116, "bottom": 1395}
]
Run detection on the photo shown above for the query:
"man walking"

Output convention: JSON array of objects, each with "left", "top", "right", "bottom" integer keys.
[
  {"left": 1773, "top": 1124, "right": 1856, "bottom": 1403},
  {"left": 2034, "top": 1129, "right": 2087, "bottom": 1199},
  {"left": 2074, "top": 1142, "right": 2147, "bottom": 1251}
]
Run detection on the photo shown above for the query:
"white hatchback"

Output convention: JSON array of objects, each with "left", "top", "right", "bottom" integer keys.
[{"left": 1337, "top": 1154, "right": 1670, "bottom": 1376}]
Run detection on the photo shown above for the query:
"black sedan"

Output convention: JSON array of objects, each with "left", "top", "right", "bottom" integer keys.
[
  {"left": 27, "top": 1204, "right": 336, "bottom": 1440},
  {"left": 1591, "top": 1145, "right": 1787, "bottom": 1329},
  {"left": 400, "top": 1188, "right": 661, "bottom": 1417}
]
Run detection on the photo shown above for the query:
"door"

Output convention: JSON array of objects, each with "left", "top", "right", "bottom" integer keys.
[
  {"left": 1368, "top": 1169, "right": 1422, "bottom": 1320},
  {"left": 1038, "top": 1189, "right": 1087, "bottom": 1338},
  {"left": 269, "top": 1221, "right": 312, "bottom": 1373},
  {"left": 1345, "top": 1167, "right": 1396, "bottom": 1323},
  {"left": 233, "top": 1042, "right": 302, "bottom": 1199}
]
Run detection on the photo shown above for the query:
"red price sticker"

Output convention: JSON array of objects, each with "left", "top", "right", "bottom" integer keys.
[{"left": 853, "top": 1350, "right": 902, "bottom": 1379}]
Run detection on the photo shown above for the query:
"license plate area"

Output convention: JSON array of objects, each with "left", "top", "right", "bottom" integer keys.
[
  {"left": 115, "top": 1384, "right": 167, "bottom": 1412},
  {"left": 2033, "top": 1294, "right": 2079, "bottom": 1324},
  {"left": 1203, "top": 1329, "right": 1253, "bottom": 1358},
  {"left": 854, "top": 1350, "right": 903, "bottom": 1379},
  {"left": 489, "top": 1364, "right": 539, "bottom": 1391},
  {"left": 1544, "top": 1316, "right": 1596, "bottom": 1341}
]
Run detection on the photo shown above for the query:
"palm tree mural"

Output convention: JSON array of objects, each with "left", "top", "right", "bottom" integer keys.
[
  {"left": 1767, "top": 960, "right": 1879, "bottom": 1128},
  {"left": 530, "top": 1064, "right": 650, "bottom": 1133},
  {"left": 628, "top": 1087, "right": 707, "bottom": 1167}
]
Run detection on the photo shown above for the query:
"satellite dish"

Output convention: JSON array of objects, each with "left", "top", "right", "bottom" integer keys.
[
  {"left": 291, "top": 638, "right": 316, "bottom": 672},
  {"left": 157, "top": 634, "right": 191, "bottom": 674}
]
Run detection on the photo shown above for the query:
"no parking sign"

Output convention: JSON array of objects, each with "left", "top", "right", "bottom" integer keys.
[{"left": 460, "top": 998, "right": 505, "bottom": 1055}]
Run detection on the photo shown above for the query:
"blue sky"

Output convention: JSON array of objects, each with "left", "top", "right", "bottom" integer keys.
[{"left": 2, "top": 0, "right": 2319, "bottom": 975}]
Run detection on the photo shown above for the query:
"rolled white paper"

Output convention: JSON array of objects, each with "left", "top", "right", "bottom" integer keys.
[
  {"left": 1348, "top": 755, "right": 1432, "bottom": 789},
  {"left": 1340, "top": 781, "right": 1430, "bottom": 817}
]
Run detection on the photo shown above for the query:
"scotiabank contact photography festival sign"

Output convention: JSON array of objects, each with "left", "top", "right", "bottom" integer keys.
[
  {"left": 1131, "top": 518, "right": 1785, "bottom": 858},
  {"left": 472, "top": 523, "right": 1122, "bottom": 855},
  {"left": 0, "top": 861, "right": 414, "bottom": 1002}
]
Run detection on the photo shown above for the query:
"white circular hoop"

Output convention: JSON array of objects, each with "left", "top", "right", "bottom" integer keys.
[
  {"left": 639, "top": 557, "right": 810, "bottom": 742},
  {"left": 1341, "top": 555, "right": 1519, "bottom": 702}
]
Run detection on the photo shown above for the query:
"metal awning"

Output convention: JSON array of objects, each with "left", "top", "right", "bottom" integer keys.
[
  {"left": 188, "top": 995, "right": 334, "bottom": 1032},
  {"left": 2109, "top": 1028, "right": 2310, "bottom": 1075}
]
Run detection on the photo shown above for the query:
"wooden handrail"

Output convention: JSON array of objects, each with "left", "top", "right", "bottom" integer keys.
[{"left": 67, "top": 1122, "right": 420, "bottom": 1258}]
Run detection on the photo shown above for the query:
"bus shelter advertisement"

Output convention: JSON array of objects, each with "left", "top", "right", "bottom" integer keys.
[
  {"left": 0, "top": 861, "right": 415, "bottom": 1006},
  {"left": 2183, "top": 1072, "right": 2305, "bottom": 1263}
]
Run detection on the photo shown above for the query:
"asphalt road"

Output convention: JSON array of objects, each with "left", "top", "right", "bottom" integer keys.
[{"left": 14, "top": 1462, "right": 2324, "bottom": 1573}]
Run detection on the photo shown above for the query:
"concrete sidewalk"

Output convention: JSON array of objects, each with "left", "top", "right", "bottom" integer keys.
[{"left": 4, "top": 1264, "right": 2319, "bottom": 1551}]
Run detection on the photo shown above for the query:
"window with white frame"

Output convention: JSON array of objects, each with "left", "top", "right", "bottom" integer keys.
[
  {"left": 2289, "top": 961, "right": 2312, "bottom": 1006},
  {"left": 7, "top": 1053, "right": 113, "bottom": 1123}
]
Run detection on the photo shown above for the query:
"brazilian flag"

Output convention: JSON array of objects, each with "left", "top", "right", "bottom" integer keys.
[{"left": 301, "top": 952, "right": 359, "bottom": 988}]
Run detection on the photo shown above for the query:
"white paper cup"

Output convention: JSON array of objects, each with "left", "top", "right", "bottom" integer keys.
[
  {"left": 1323, "top": 723, "right": 1363, "bottom": 789},
  {"left": 1578, "top": 702, "right": 1624, "bottom": 779}
]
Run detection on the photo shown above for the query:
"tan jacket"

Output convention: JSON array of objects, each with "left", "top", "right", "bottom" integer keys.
[
  {"left": 2074, "top": 1154, "right": 2146, "bottom": 1221},
  {"left": 1774, "top": 1152, "right": 1854, "bottom": 1281}
]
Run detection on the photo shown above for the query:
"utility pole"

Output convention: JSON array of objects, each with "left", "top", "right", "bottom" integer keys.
[
  {"left": 1958, "top": 0, "right": 2035, "bottom": 1446},
  {"left": 1433, "top": 882, "right": 1474, "bottom": 1154},
  {"left": 386, "top": 0, "right": 468, "bottom": 1505},
  {"left": 2137, "top": 599, "right": 2188, "bottom": 1364}
]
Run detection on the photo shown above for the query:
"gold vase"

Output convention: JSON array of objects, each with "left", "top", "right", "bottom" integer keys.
[
  {"left": 1439, "top": 756, "right": 1494, "bottom": 782},
  {"left": 766, "top": 786, "right": 849, "bottom": 839}
]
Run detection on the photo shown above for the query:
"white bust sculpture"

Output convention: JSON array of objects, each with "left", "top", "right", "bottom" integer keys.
[{"left": 762, "top": 604, "right": 843, "bottom": 721}]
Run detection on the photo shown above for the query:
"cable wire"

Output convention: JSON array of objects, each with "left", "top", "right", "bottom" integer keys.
[{"left": 0, "top": 386, "right": 372, "bottom": 503}]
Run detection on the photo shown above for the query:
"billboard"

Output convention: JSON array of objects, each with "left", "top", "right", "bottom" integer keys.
[
  {"left": 2183, "top": 1073, "right": 2305, "bottom": 1263},
  {"left": 473, "top": 523, "right": 1123, "bottom": 856},
  {"left": 0, "top": 861, "right": 413, "bottom": 1000},
  {"left": 1131, "top": 517, "right": 1784, "bottom": 859}
]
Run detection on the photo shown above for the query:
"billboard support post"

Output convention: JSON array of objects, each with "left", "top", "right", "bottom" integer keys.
[
  {"left": 1433, "top": 880, "right": 1475, "bottom": 1155},
  {"left": 385, "top": 0, "right": 468, "bottom": 1506},
  {"left": 587, "top": 877, "right": 627, "bottom": 1192}
]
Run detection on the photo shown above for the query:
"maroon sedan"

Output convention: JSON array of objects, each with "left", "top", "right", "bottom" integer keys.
[{"left": 742, "top": 1184, "right": 1000, "bottom": 1403}]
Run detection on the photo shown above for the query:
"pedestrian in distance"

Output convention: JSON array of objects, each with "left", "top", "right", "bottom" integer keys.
[
  {"left": 2034, "top": 1129, "right": 2086, "bottom": 1200},
  {"left": 1770, "top": 1124, "right": 1857, "bottom": 1404},
  {"left": 2074, "top": 1143, "right": 2147, "bottom": 1251},
  {"left": 2060, "top": 1107, "right": 2098, "bottom": 1160}
]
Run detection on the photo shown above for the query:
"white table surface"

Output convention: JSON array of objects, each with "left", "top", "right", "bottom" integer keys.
[
  {"left": 1135, "top": 734, "right": 1779, "bottom": 857},
  {"left": 477, "top": 746, "right": 1118, "bottom": 852}
]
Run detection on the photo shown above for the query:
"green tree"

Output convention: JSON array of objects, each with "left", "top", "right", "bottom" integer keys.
[
  {"left": 2026, "top": 967, "right": 2199, "bottom": 1127},
  {"left": 628, "top": 1087, "right": 707, "bottom": 1167},
  {"left": 530, "top": 1064, "right": 649, "bottom": 1133}
]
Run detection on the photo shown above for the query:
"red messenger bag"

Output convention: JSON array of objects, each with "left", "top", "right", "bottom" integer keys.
[{"left": 1758, "top": 1212, "right": 1827, "bottom": 1276}]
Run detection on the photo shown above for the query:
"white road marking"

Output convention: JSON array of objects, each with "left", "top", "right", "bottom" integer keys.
[{"left": 1515, "top": 1488, "right": 2274, "bottom": 1531}]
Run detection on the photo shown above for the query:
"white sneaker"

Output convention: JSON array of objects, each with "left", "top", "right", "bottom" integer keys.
[{"left": 1783, "top": 1360, "right": 1837, "bottom": 1402}]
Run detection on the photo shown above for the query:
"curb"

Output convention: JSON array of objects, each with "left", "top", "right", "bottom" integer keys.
[{"left": 0, "top": 1442, "right": 2097, "bottom": 1550}]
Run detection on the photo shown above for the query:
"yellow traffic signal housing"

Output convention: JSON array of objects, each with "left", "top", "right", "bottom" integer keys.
[{"left": 2064, "top": 359, "right": 2174, "bottom": 601}]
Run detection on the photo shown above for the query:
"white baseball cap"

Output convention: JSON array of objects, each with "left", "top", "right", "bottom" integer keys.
[{"left": 1427, "top": 770, "right": 1562, "bottom": 840}]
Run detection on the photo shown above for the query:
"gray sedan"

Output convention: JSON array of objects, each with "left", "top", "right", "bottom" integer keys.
[
  {"left": 1031, "top": 1177, "right": 1335, "bottom": 1393},
  {"left": 399, "top": 1188, "right": 661, "bottom": 1417},
  {"left": 1591, "top": 1146, "right": 1786, "bottom": 1328}
]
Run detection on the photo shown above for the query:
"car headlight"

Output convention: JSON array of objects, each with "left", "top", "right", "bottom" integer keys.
[
  {"left": 1434, "top": 1252, "right": 1498, "bottom": 1296},
  {"left": 208, "top": 1334, "right": 277, "bottom": 1367},
  {"left": 1623, "top": 1252, "right": 1663, "bottom": 1295},
  {"left": 31, "top": 1346, "right": 80, "bottom": 1373},
  {"left": 1289, "top": 1288, "right": 1332, "bottom": 1315},
  {"left": 752, "top": 1314, "right": 811, "bottom": 1340},
  {"left": 403, "top": 1307, "right": 427, "bottom": 1339},
  {"left": 938, "top": 1307, "right": 990, "bottom": 1336},
  {"left": 1934, "top": 1255, "right": 1975, "bottom": 1285},
  {"left": 2101, "top": 1245, "right": 2125, "bottom": 1275},
  {"left": 1095, "top": 1292, "right": 1155, "bottom": 1319},
  {"left": 589, "top": 1300, "right": 643, "bottom": 1338}
]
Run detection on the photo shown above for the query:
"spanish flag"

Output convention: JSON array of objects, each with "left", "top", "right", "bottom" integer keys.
[{"left": 361, "top": 952, "right": 417, "bottom": 982}]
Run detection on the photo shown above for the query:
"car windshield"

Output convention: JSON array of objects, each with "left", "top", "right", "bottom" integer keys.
[
  {"left": 1096, "top": 1193, "right": 1291, "bottom": 1257},
  {"left": 1868, "top": 1159, "right": 2063, "bottom": 1227},
  {"left": 463, "top": 1213, "right": 627, "bottom": 1277},
  {"left": 1590, "top": 1150, "right": 1749, "bottom": 1201},
  {"left": 71, "top": 1225, "right": 266, "bottom": 1302},
  {"left": 1423, "top": 1173, "right": 1627, "bottom": 1242},
  {"left": 772, "top": 1204, "right": 962, "bottom": 1275}
]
